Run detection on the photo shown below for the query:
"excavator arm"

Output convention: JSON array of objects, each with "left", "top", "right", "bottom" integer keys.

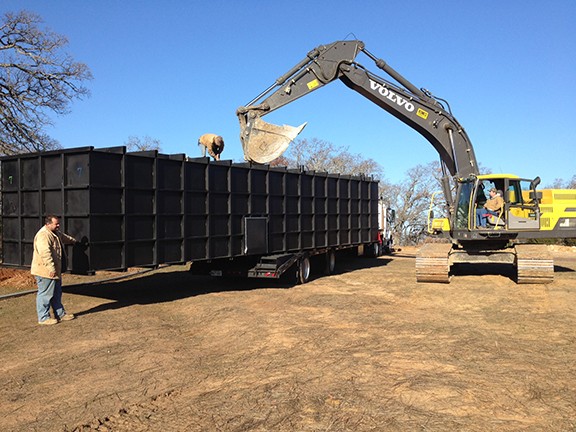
[{"left": 237, "top": 40, "right": 479, "bottom": 206}]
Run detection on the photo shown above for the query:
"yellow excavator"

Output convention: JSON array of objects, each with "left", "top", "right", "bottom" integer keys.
[{"left": 236, "top": 40, "right": 576, "bottom": 283}]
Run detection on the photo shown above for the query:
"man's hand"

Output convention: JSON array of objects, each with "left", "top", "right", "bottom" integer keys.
[{"left": 49, "top": 270, "right": 56, "bottom": 278}]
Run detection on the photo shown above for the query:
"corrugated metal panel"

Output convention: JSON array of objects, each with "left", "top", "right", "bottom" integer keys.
[{"left": 1, "top": 147, "right": 380, "bottom": 273}]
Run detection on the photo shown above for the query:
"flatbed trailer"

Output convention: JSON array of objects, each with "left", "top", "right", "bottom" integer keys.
[{"left": 0, "top": 146, "right": 382, "bottom": 283}]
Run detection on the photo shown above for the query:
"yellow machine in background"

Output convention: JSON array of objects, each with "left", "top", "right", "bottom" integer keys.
[{"left": 539, "top": 189, "right": 576, "bottom": 232}]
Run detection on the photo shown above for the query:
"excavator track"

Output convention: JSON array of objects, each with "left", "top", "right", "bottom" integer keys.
[
  {"left": 416, "top": 243, "right": 453, "bottom": 283},
  {"left": 515, "top": 244, "right": 554, "bottom": 284}
]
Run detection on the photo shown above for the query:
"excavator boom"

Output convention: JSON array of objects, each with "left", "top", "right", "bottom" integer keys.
[{"left": 237, "top": 40, "right": 478, "bottom": 183}]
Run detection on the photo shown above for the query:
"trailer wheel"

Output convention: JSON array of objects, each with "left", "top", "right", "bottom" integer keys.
[
  {"left": 298, "top": 257, "right": 311, "bottom": 284},
  {"left": 325, "top": 250, "right": 336, "bottom": 275},
  {"left": 364, "top": 243, "right": 379, "bottom": 258}
]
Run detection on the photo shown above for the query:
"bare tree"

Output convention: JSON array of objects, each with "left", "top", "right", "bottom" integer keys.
[
  {"left": 547, "top": 175, "right": 576, "bottom": 189},
  {"left": 0, "top": 11, "right": 92, "bottom": 155},
  {"left": 380, "top": 162, "right": 439, "bottom": 245},
  {"left": 273, "top": 138, "right": 383, "bottom": 179},
  {"left": 124, "top": 135, "right": 162, "bottom": 152}
]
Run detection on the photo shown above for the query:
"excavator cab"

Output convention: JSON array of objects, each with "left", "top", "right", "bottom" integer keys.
[
  {"left": 430, "top": 174, "right": 543, "bottom": 237},
  {"left": 451, "top": 175, "right": 542, "bottom": 234}
]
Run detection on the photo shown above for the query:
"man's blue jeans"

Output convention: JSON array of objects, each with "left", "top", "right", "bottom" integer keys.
[
  {"left": 476, "top": 208, "right": 499, "bottom": 228},
  {"left": 36, "top": 276, "right": 65, "bottom": 322}
]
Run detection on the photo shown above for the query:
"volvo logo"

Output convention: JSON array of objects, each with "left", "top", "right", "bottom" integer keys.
[{"left": 369, "top": 79, "right": 415, "bottom": 112}]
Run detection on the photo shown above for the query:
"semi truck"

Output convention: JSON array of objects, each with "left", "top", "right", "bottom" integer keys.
[{"left": 0, "top": 145, "right": 389, "bottom": 284}]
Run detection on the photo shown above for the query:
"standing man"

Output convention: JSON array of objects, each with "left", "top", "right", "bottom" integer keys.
[
  {"left": 31, "top": 215, "right": 78, "bottom": 325},
  {"left": 198, "top": 133, "right": 225, "bottom": 160}
]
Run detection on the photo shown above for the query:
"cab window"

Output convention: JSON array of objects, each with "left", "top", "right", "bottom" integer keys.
[
  {"left": 507, "top": 180, "right": 535, "bottom": 205},
  {"left": 476, "top": 180, "right": 498, "bottom": 206},
  {"left": 455, "top": 181, "right": 474, "bottom": 229}
]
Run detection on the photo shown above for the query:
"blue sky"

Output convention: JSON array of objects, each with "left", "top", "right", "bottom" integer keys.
[{"left": 2, "top": 0, "right": 575, "bottom": 185}]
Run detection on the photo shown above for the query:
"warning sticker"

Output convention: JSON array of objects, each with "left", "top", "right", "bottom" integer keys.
[
  {"left": 307, "top": 79, "right": 320, "bottom": 90},
  {"left": 417, "top": 108, "right": 429, "bottom": 119}
]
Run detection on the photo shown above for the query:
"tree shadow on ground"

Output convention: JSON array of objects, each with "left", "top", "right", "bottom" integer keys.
[{"left": 65, "top": 256, "right": 394, "bottom": 317}]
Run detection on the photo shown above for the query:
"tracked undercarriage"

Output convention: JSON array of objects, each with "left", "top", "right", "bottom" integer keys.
[{"left": 416, "top": 243, "right": 554, "bottom": 284}]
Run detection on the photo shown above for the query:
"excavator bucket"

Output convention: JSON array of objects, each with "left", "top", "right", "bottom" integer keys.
[{"left": 241, "top": 117, "right": 307, "bottom": 164}]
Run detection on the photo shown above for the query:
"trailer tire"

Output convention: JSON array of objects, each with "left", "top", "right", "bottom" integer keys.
[
  {"left": 364, "top": 243, "right": 379, "bottom": 258},
  {"left": 298, "top": 257, "right": 311, "bottom": 284},
  {"left": 280, "top": 265, "right": 299, "bottom": 287},
  {"left": 325, "top": 250, "right": 336, "bottom": 275}
]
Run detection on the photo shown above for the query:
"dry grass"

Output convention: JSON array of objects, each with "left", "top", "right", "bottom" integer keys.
[{"left": 0, "top": 248, "right": 575, "bottom": 431}]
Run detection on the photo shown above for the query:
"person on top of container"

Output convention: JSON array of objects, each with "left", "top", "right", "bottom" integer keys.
[
  {"left": 198, "top": 133, "right": 225, "bottom": 160},
  {"left": 31, "top": 215, "right": 78, "bottom": 325},
  {"left": 476, "top": 188, "right": 504, "bottom": 228}
]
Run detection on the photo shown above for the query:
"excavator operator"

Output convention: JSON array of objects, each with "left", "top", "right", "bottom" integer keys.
[
  {"left": 476, "top": 188, "right": 504, "bottom": 228},
  {"left": 198, "top": 133, "right": 225, "bottom": 160}
]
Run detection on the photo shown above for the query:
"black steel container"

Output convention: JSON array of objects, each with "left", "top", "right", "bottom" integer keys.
[{"left": 1, "top": 146, "right": 379, "bottom": 273}]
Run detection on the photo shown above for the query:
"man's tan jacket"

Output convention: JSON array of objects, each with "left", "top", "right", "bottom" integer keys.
[
  {"left": 31, "top": 226, "right": 76, "bottom": 279},
  {"left": 484, "top": 195, "right": 504, "bottom": 212}
]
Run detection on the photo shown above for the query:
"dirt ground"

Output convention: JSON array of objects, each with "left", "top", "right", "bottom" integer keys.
[{"left": 1, "top": 246, "right": 575, "bottom": 432}]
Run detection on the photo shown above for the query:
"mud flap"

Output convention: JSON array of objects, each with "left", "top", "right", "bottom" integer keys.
[{"left": 242, "top": 117, "right": 307, "bottom": 164}]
